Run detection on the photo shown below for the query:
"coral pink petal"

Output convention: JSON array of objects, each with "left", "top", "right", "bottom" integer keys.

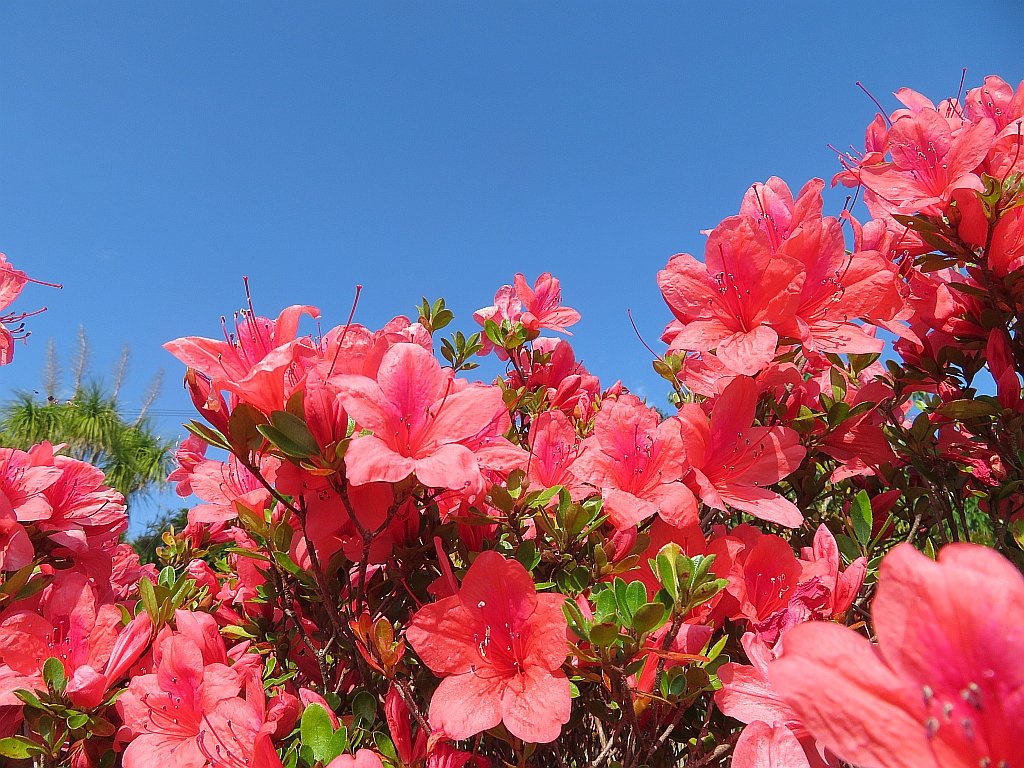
[
  {"left": 427, "top": 671, "right": 502, "bottom": 740},
  {"left": 719, "top": 485, "right": 803, "bottom": 527},
  {"left": 412, "top": 443, "right": 479, "bottom": 490},
  {"left": 344, "top": 436, "right": 416, "bottom": 486},
  {"left": 405, "top": 597, "right": 479, "bottom": 676},
  {"left": 500, "top": 666, "right": 571, "bottom": 744},
  {"left": 717, "top": 327, "right": 779, "bottom": 375},
  {"left": 732, "top": 722, "right": 811, "bottom": 768},
  {"left": 769, "top": 622, "right": 948, "bottom": 768}
]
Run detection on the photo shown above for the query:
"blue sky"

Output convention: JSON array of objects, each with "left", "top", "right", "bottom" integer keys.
[{"left": 2, "top": 2, "right": 1021, "bottom": 531}]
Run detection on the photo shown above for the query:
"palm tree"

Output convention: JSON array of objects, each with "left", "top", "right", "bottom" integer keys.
[{"left": 0, "top": 329, "right": 174, "bottom": 505}]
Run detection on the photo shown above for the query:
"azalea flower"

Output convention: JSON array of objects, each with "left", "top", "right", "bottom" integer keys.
[
  {"left": 165, "top": 302, "right": 319, "bottom": 415},
  {"left": 334, "top": 343, "right": 508, "bottom": 491},
  {"left": 0, "top": 573, "right": 151, "bottom": 709},
  {"left": 406, "top": 550, "right": 570, "bottom": 743},
  {"left": 508, "top": 338, "right": 600, "bottom": 416},
  {"left": 474, "top": 273, "right": 580, "bottom": 345},
  {"left": 780, "top": 217, "right": 901, "bottom": 355},
  {"left": 659, "top": 216, "right": 805, "bottom": 375},
  {"left": 513, "top": 272, "right": 580, "bottom": 336},
  {"left": 0, "top": 499, "right": 32, "bottom": 571},
  {"left": 676, "top": 377, "right": 805, "bottom": 527},
  {"left": 28, "top": 443, "right": 128, "bottom": 551},
  {"left": 326, "top": 751, "right": 385, "bottom": 768},
  {"left": 525, "top": 409, "right": 587, "bottom": 499},
  {"left": 187, "top": 454, "right": 280, "bottom": 525},
  {"left": 0, "top": 446, "right": 60, "bottom": 523},
  {"left": 965, "top": 75, "right": 1024, "bottom": 134},
  {"left": 843, "top": 108, "right": 996, "bottom": 216},
  {"left": 117, "top": 612, "right": 262, "bottom": 768},
  {"left": 572, "top": 394, "right": 696, "bottom": 529},
  {"left": 738, "top": 176, "right": 824, "bottom": 251},
  {"left": 732, "top": 721, "right": 812, "bottom": 768},
  {"left": 0, "top": 254, "right": 57, "bottom": 365},
  {"left": 770, "top": 543, "right": 1024, "bottom": 768}
]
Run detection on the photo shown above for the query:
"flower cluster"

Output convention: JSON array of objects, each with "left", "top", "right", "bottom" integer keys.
[{"left": 0, "top": 74, "right": 1022, "bottom": 768}]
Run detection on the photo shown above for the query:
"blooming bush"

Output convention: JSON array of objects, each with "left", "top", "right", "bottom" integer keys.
[{"left": 1, "top": 73, "right": 1023, "bottom": 768}]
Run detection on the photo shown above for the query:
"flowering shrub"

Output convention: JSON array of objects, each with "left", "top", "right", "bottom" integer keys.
[{"left": 0, "top": 73, "right": 1023, "bottom": 768}]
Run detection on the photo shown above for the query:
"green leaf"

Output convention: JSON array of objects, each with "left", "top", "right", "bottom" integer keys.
[
  {"left": 690, "top": 579, "right": 728, "bottom": 606},
  {"left": 43, "top": 656, "right": 67, "bottom": 695},
  {"left": 923, "top": 538, "right": 938, "bottom": 560},
  {"left": 0, "top": 736, "right": 39, "bottom": 759},
  {"left": 0, "top": 564, "right": 34, "bottom": 597},
  {"left": 229, "top": 402, "right": 269, "bottom": 453},
  {"left": 352, "top": 690, "right": 377, "bottom": 727},
  {"left": 327, "top": 726, "right": 350, "bottom": 761},
  {"left": 258, "top": 410, "right": 320, "bottom": 459},
  {"left": 936, "top": 398, "right": 1001, "bottom": 420},
  {"left": 612, "top": 578, "right": 631, "bottom": 621},
  {"left": 631, "top": 602, "right": 667, "bottom": 635},
  {"left": 158, "top": 566, "right": 176, "bottom": 589},
  {"left": 623, "top": 580, "right": 647, "bottom": 618},
  {"left": 705, "top": 632, "right": 728, "bottom": 663},
  {"left": 515, "top": 540, "right": 541, "bottom": 571},
  {"left": 653, "top": 545, "right": 681, "bottom": 603},
  {"left": 593, "top": 587, "right": 617, "bottom": 621},
  {"left": 272, "top": 522, "right": 294, "bottom": 553},
  {"left": 562, "top": 600, "right": 588, "bottom": 636},
  {"left": 184, "top": 420, "right": 231, "bottom": 451},
  {"left": 433, "top": 308, "right": 454, "bottom": 330},
  {"left": 373, "top": 732, "right": 397, "bottom": 761},
  {"left": 138, "top": 576, "right": 159, "bottom": 619},
  {"left": 850, "top": 492, "right": 873, "bottom": 548},
  {"left": 834, "top": 533, "right": 861, "bottom": 563},
  {"left": 589, "top": 622, "right": 620, "bottom": 647},
  {"left": 14, "top": 689, "right": 44, "bottom": 711},
  {"left": 300, "top": 703, "right": 335, "bottom": 763},
  {"left": 692, "top": 554, "right": 715, "bottom": 583},
  {"left": 483, "top": 319, "right": 504, "bottom": 346},
  {"left": 66, "top": 712, "right": 90, "bottom": 730}
]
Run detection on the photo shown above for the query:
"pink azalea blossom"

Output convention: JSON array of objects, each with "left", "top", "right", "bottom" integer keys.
[
  {"left": 406, "top": 550, "right": 570, "bottom": 743},
  {"left": 117, "top": 613, "right": 254, "bottom": 768},
  {"left": 0, "top": 254, "right": 56, "bottom": 365},
  {"left": 526, "top": 409, "right": 587, "bottom": 499},
  {"left": 676, "top": 377, "right": 805, "bottom": 527},
  {"left": 326, "top": 751, "right": 385, "bottom": 768},
  {"left": 513, "top": 272, "right": 581, "bottom": 336},
  {"left": 843, "top": 108, "right": 996, "bottom": 216},
  {"left": 168, "top": 435, "right": 210, "bottom": 497},
  {"left": 770, "top": 543, "right": 1024, "bottom": 768},
  {"left": 779, "top": 217, "right": 901, "bottom": 355},
  {"left": 188, "top": 454, "right": 280, "bottom": 525},
  {"left": 963, "top": 75, "right": 1024, "bottom": 136},
  {"left": 0, "top": 446, "right": 60, "bottom": 523},
  {"left": 717, "top": 633, "right": 835, "bottom": 768},
  {"left": 797, "top": 525, "right": 867, "bottom": 620},
  {"left": 0, "top": 573, "right": 150, "bottom": 709},
  {"left": 165, "top": 301, "right": 319, "bottom": 415},
  {"left": 738, "top": 177, "right": 824, "bottom": 251},
  {"left": 474, "top": 273, "right": 580, "bottom": 343},
  {"left": 508, "top": 338, "right": 600, "bottom": 416},
  {"left": 572, "top": 394, "right": 696, "bottom": 530},
  {"left": 733, "top": 721, "right": 812, "bottom": 768},
  {"left": 659, "top": 216, "right": 805, "bottom": 375},
  {"left": 28, "top": 443, "right": 128, "bottom": 551},
  {"left": 334, "top": 343, "right": 507, "bottom": 491},
  {"left": 0, "top": 499, "right": 33, "bottom": 571}
]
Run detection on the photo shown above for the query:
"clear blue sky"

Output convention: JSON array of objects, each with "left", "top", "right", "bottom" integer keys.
[{"left": 2, "top": 2, "right": 1021, "bottom": 531}]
